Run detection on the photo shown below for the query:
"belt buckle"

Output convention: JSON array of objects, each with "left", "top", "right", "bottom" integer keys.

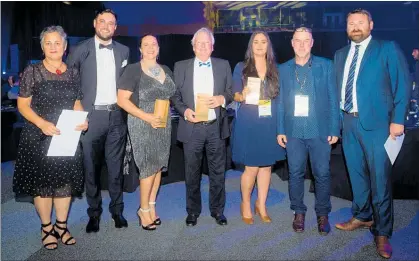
[
  {"left": 343, "top": 110, "right": 358, "bottom": 117},
  {"left": 107, "top": 104, "right": 116, "bottom": 111}
]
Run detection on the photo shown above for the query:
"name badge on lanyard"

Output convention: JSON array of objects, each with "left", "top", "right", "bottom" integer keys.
[
  {"left": 294, "top": 58, "right": 312, "bottom": 117},
  {"left": 294, "top": 95, "right": 309, "bottom": 117},
  {"left": 258, "top": 100, "right": 272, "bottom": 117}
]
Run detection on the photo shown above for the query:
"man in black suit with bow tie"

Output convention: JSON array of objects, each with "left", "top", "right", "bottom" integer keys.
[
  {"left": 66, "top": 8, "right": 130, "bottom": 233},
  {"left": 171, "top": 28, "right": 233, "bottom": 226}
]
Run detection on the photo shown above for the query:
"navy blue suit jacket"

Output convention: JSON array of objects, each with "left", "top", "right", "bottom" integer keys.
[
  {"left": 277, "top": 55, "right": 340, "bottom": 138},
  {"left": 334, "top": 39, "right": 411, "bottom": 130}
]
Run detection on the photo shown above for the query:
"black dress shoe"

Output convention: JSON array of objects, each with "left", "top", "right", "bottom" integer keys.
[
  {"left": 112, "top": 214, "right": 128, "bottom": 228},
  {"left": 185, "top": 214, "right": 198, "bottom": 226},
  {"left": 211, "top": 213, "right": 228, "bottom": 226},
  {"left": 86, "top": 217, "right": 100, "bottom": 233}
]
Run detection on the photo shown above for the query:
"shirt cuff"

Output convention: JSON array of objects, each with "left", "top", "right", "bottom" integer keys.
[{"left": 221, "top": 96, "right": 226, "bottom": 108}]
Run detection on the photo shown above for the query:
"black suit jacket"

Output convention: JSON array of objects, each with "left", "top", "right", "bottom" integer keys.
[
  {"left": 66, "top": 37, "right": 130, "bottom": 111},
  {"left": 171, "top": 57, "right": 233, "bottom": 143}
]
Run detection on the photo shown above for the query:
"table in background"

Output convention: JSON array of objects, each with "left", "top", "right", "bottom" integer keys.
[{"left": 1, "top": 107, "right": 23, "bottom": 162}]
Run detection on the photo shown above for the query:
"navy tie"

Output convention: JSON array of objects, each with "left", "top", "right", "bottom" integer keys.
[
  {"left": 199, "top": 61, "right": 211, "bottom": 67},
  {"left": 344, "top": 45, "right": 360, "bottom": 112}
]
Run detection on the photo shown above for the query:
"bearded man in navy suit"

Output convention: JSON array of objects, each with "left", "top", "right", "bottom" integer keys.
[{"left": 334, "top": 9, "right": 410, "bottom": 259}]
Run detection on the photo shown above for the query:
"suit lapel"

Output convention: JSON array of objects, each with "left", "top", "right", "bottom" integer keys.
[
  {"left": 338, "top": 46, "right": 350, "bottom": 95},
  {"left": 288, "top": 59, "right": 296, "bottom": 96},
  {"left": 210, "top": 58, "right": 222, "bottom": 116},
  {"left": 358, "top": 39, "right": 375, "bottom": 76},
  {"left": 113, "top": 42, "right": 122, "bottom": 78},
  {"left": 311, "top": 57, "right": 321, "bottom": 101},
  {"left": 211, "top": 58, "right": 220, "bottom": 95},
  {"left": 88, "top": 38, "right": 98, "bottom": 99},
  {"left": 185, "top": 59, "right": 195, "bottom": 109}
]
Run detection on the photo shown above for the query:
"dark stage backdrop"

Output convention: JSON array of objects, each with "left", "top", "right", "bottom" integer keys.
[
  {"left": 26, "top": 29, "right": 416, "bottom": 72},
  {"left": 156, "top": 29, "right": 416, "bottom": 71},
  {"left": 10, "top": 1, "right": 105, "bottom": 72}
]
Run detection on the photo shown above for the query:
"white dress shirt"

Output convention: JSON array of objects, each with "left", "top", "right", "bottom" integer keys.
[
  {"left": 94, "top": 37, "right": 117, "bottom": 105},
  {"left": 340, "top": 35, "right": 372, "bottom": 112},
  {"left": 193, "top": 58, "right": 216, "bottom": 121}
]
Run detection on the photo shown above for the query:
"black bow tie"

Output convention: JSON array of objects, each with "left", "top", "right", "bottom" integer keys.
[{"left": 99, "top": 43, "right": 113, "bottom": 50}]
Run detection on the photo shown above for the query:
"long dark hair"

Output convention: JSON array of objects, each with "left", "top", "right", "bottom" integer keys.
[{"left": 242, "top": 31, "right": 279, "bottom": 99}]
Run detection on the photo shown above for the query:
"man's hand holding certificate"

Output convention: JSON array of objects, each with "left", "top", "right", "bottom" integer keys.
[
  {"left": 245, "top": 77, "right": 261, "bottom": 105},
  {"left": 195, "top": 93, "right": 211, "bottom": 122},
  {"left": 47, "top": 110, "right": 89, "bottom": 156}
]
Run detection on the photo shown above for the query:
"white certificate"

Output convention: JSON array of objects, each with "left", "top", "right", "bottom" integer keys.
[
  {"left": 245, "top": 77, "right": 261, "bottom": 105},
  {"left": 47, "top": 110, "right": 88, "bottom": 156},
  {"left": 294, "top": 95, "right": 309, "bottom": 117},
  {"left": 384, "top": 134, "right": 405, "bottom": 165}
]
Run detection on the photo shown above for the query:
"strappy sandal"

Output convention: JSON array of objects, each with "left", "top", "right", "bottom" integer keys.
[
  {"left": 54, "top": 220, "right": 76, "bottom": 245},
  {"left": 137, "top": 208, "right": 156, "bottom": 231},
  {"left": 149, "top": 201, "right": 161, "bottom": 225},
  {"left": 41, "top": 222, "right": 59, "bottom": 250}
]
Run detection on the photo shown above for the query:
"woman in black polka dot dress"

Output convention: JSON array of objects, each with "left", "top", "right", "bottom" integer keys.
[{"left": 13, "top": 26, "right": 88, "bottom": 250}]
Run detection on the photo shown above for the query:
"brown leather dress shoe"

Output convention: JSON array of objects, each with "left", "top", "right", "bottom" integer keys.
[
  {"left": 335, "top": 217, "right": 373, "bottom": 231},
  {"left": 317, "top": 216, "right": 331, "bottom": 235},
  {"left": 375, "top": 236, "right": 392, "bottom": 259},
  {"left": 255, "top": 204, "right": 272, "bottom": 223},
  {"left": 292, "top": 213, "right": 305, "bottom": 232},
  {"left": 240, "top": 203, "right": 254, "bottom": 225}
]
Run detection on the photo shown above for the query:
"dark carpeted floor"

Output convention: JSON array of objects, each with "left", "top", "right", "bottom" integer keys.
[{"left": 1, "top": 161, "right": 418, "bottom": 260}]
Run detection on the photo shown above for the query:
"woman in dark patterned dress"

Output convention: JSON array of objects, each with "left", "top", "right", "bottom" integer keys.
[
  {"left": 117, "top": 35, "right": 176, "bottom": 231},
  {"left": 13, "top": 26, "right": 88, "bottom": 250}
]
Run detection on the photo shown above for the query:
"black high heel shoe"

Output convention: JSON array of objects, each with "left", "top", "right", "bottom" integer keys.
[
  {"left": 54, "top": 220, "right": 76, "bottom": 245},
  {"left": 41, "top": 222, "right": 59, "bottom": 250},
  {"left": 137, "top": 208, "right": 156, "bottom": 231},
  {"left": 149, "top": 201, "right": 161, "bottom": 226}
]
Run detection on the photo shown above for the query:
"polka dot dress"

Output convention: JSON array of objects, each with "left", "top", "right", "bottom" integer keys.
[{"left": 13, "top": 62, "right": 84, "bottom": 198}]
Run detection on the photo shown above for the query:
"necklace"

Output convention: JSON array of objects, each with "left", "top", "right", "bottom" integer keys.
[
  {"left": 295, "top": 57, "right": 312, "bottom": 90},
  {"left": 44, "top": 59, "right": 64, "bottom": 75},
  {"left": 148, "top": 64, "right": 161, "bottom": 77}
]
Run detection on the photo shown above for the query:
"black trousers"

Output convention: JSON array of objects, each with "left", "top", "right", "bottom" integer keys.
[
  {"left": 183, "top": 122, "right": 226, "bottom": 216},
  {"left": 81, "top": 109, "right": 127, "bottom": 218}
]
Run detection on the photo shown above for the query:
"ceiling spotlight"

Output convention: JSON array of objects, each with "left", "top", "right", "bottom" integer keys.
[{"left": 63, "top": 1, "right": 71, "bottom": 5}]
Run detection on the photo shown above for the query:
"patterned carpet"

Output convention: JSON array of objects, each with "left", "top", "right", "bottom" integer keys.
[{"left": 1, "top": 161, "right": 418, "bottom": 260}]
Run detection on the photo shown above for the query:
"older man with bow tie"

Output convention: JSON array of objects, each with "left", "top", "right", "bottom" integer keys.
[{"left": 171, "top": 27, "right": 233, "bottom": 227}]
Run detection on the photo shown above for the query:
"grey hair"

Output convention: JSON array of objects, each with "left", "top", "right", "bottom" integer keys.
[
  {"left": 294, "top": 27, "right": 312, "bottom": 34},
  {"left": 292, "top": 26, "right": 313, "bottom": 39},
  {"left": 40, "top": 25, "right": 68, "bottom": 47},
  {"left": 191, "top": 27, "right": 215, "bottom": 46},
  {"left": 292, "top": 27, "right": 313, "bottom": 39}
]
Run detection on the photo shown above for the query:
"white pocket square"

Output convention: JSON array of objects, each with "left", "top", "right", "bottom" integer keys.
[{"left": 121, "top": 60, "right": 127, "bottom": 67}]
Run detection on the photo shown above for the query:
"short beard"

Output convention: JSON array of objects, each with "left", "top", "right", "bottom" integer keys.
[
  {"left": 95, "top": 32, "right": 113, "bottom": 42},
  {"left": 349, "top": 34, "right": 366, "bottom": 43}
]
